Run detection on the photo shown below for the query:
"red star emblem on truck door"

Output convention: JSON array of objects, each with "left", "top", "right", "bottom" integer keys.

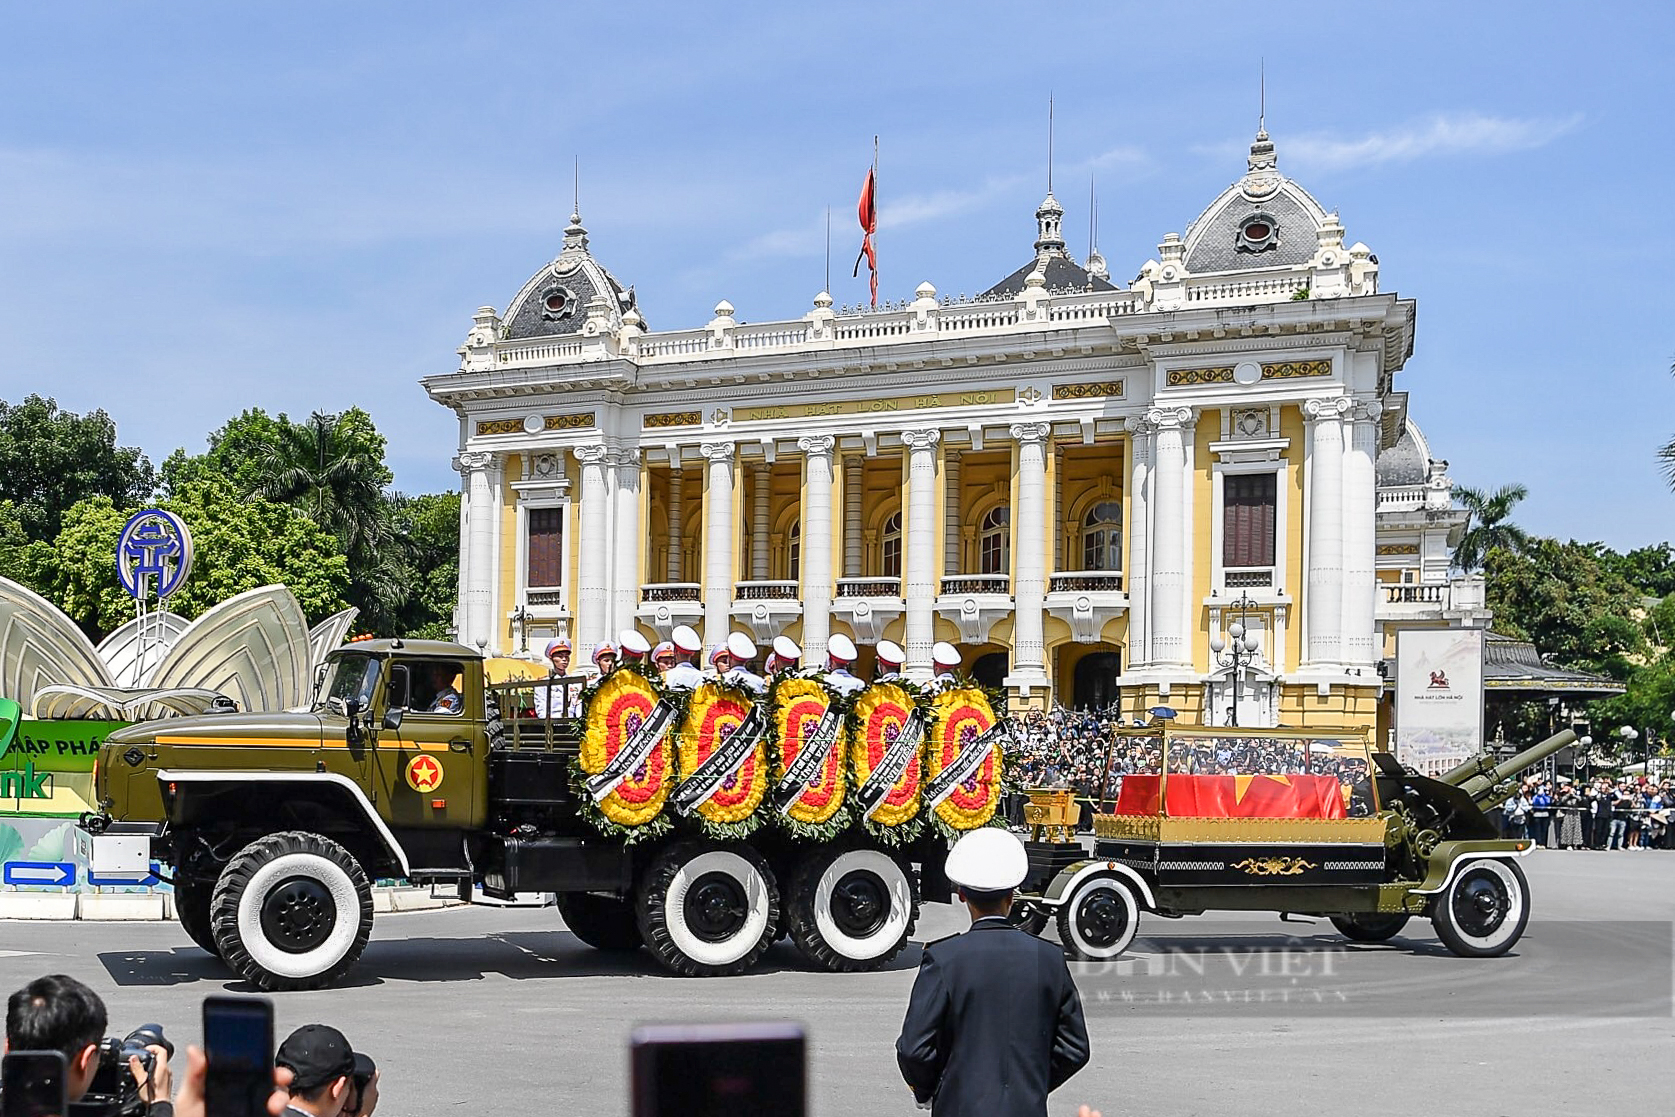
[{"left": 406, "top": 754, "right": 444, "bottom": 793}]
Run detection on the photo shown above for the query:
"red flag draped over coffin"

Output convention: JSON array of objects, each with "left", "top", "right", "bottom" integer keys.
[{"left": 1114, "top": 774, "right": 1346, "bottom": 819}]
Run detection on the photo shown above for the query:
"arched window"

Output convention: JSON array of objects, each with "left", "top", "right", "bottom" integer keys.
[
  {"left": 1081, "top": 501, "right": 1122, "bottom": 571},
  {"left": 979, "top": 505, "right": 1010, "bottom": 575},
  {"left": 788, "top": 521, "right": 801, "bottom": 582},
  {"left": 881, "top": 511, "right": 902, "bottom": 578}
]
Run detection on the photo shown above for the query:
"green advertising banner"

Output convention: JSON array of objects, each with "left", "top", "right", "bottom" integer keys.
[{"left": 1, "top": 720, "right": 128, "bottom": 817}]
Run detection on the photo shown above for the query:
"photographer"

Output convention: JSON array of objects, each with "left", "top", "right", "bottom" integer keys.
[
  {"left": 274, "top": 1026, "right": 377, "bottom": 1117},
  {"left": 4, "top": 974, "right": 172, "bottom": 1115}
]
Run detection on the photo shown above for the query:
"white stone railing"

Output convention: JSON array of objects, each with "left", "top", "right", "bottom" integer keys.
[
  {"left": 1183, "top": 272, "right": 1310, "bottom": 305},
  {"left": 835, "top": 577, "right": 902, "bottom": 598},
  {"left": 1376, "top": 485, "right": 1427, "bottom": 510},
  {"left": 1049, "top": 570, "right": 1125, "bottom": 593},
  {"left": 497, "top": 337, "right": 585, "bottom": 367},
  {"left": 940, "top": 574, "right": 1011, "bottom": 595},
  {"left": 734, "top": 580, "right": 799, "bottom": 600},
  {"left": 640, "top": 582, "right": 702, "bottom": 602}
]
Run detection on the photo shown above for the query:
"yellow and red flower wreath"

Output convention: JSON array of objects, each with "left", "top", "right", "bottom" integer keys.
[
  {"left": 677, "top": 681, "right": 769, "bottom": 829},
  {"left": 579, "top": 668, "right": 672, "bottom": 827},
  {"left": 850, "top": 682, "right": 924, "bottom": 830},
  {"left": 772, "top": 676, "right": 848, "bottom": 830},
  {"left": 926, "top": 687, "right": 1003, "bottom": 831}
]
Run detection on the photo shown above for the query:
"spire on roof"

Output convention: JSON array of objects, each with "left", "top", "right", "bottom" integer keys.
[
  {"left": 1034, "top": 191, "right": 1066, "bottom": 255},
  {"left": 562, "top": 210, "right": 589, "bottom": 254}
]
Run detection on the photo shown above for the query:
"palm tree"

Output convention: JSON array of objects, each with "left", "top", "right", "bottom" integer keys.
[
  {"left": 1452, "top": 483, "right": 1531, "bottom": 572},
  {"left": 256, "top": 411, "right": 389, "bottom": 557},
  {"left": 1660, "top": 357, "right": 1675, "bottom": 489}
]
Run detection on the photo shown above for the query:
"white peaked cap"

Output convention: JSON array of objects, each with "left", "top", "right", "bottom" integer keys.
[
  {"left": 932, "top": 641, "right": 962, "bottom": 669},
  {"left": 772, "top": 636, "right": 802, "bottom": 661},
  {"left": 619, "top": 630, "right": 651, "bottom": 655},
  {"left": 827, "top": 633, "right": 858, "bottom": 662},
  {"left": 726, "top": 632, "right": 758, "bottom": 660},
  {"left": 671, "top": 625, "right": 703, "bottom": 653},
  {"left": 875, "top": 639, "right": 906, "bottom": 666},
  {"left": 945, "top": 827, "right": 1028, "bottom": 891}
]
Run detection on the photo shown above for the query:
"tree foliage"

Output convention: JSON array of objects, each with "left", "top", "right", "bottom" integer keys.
[
  {"left": 1452, "top": 483, "right": 1530, "bottom": 572},
  {"left": 0, "top": 395, "right": 155, "bottom": 543},
  {"left": 1484, "top": 539, "right": 1644, "bottom": 680}
]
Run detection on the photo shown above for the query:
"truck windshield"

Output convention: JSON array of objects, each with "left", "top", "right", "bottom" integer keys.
[{"left": 316, "top": 654, "right": 381, "bottom": 715}]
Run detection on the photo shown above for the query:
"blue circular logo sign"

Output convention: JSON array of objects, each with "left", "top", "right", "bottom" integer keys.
[{"left": 115, "top": 509, "right": 195, "bottom": 600}]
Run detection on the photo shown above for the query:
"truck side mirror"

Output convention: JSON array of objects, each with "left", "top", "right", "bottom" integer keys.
[{"left": 382, "top": 707, "right": 405, "bottom": 732}]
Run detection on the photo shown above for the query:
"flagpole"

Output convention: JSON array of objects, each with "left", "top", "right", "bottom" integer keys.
[
  {"left": 825, "top": 206, "right": 831, "bottom": 295},
  {"left": 872, "top": 134, "right": 879, "bottom": 306}
]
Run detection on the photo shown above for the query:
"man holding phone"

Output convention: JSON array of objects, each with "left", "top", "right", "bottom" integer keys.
[
  {"left": 4, "top": 974, "right": 172, "bottom": 1113},
  {"left": 274, "top": 1026, "right": 378, "bottom": 1117},
  {"left": 896, "top": 830, "right": 1089, "bottom": 1117}
]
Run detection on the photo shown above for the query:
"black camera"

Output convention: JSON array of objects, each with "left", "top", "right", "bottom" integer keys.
[
  {"left": 77, "top": 1025, "right": 173, "bottom": 1117},
  {"left": 345, "top": 1054, "right": 376, "bottom": 1115}
]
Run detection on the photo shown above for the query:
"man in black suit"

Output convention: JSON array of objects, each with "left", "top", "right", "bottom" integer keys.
[{"left": 896, "top": 829, "right": 1090, "bottom": 1117}]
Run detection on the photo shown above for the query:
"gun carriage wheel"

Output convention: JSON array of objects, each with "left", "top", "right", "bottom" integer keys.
[
  {"left": 786, "top": 844, "right": 918, "bottom": 972},
  {"left": 1055, "top": 872, "right": 1142, "bottom": 962},
  {"left": 1429, "top": 858, "right": 1529, "bottom": 957},
  {"left": 1328, "top": 913, "right": 1411, "bottom": 942},
  {"left": 209, "top": 830, "right": 374, "bottom": 991},
  {"left": 1008, "top": 899, "right": 1050, "bottom": 936},
  {"left": 636, "top": 840, "right": 780, "bottom": 977}
]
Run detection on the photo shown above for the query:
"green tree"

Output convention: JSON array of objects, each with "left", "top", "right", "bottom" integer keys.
[
  {"left": 1661, "top": 356, "right": 1675, "bottom": 494},
  {"left": 1452, "top": 483, "right": 1531, "bottom": 572},
  {"left": 0, "top": 395, "right": 155, "bottom": 542},
  {"left": 1599, "top": 543, "right": 1675, "bottom": 600},
  {"left": 1484, "top": 538, "right": 1644, "bottom": 679},
  {"left": 389, "top": 491, "right": 461, "bottom": 639},
  {"left": 41, "top": 481, "right": 350, "bottom": 640},
  {"left": 159, "top": 408, "right": 293, "bottom": 498},
  {"left": 255, "top": 409, "right": 392, "bottom": 556}
]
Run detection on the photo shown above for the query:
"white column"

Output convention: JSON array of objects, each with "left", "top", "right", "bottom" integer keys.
[
  {"left": 1304, "top": 396, "right": 1352, "bottom": 668},
  {"left": 902, "top": 429, "right": 941, "bottom": 678},
  {"left": 456, "top": 450, "right": 495, "bottom": 651},
  {"left": 700, "top": 441, "right": 736, "bottom": 644},
  {"left": 943, "top": 449, "right": 962, "bottom": 576},
  {"left": 1341, "top": 400, "right": 1382, "bottom": 669},
  {"left": 1007, "top": 423, "right": 1051, "bottom": 689},
  {"left": 1123, "top": 416, "right": 1155, "bottom": 670},
  {"left": 798, "top": 435, "right": 835, "bottom": 665},
  {"left": 843, "top": 455, "right": 863, "bottom": 578},
  {"left": 750, "top": 461, "right": 770, "bottom": 580},
  {"left": 612, "top": 448, "right": 643, "bottom": 639},
  {"left": 1147, "top": 407, "right": 1194, "bottom": 668},
  {"left": 572, "top": 444, "right": 612, "bottom": 655},
  {"left": 665, "top": 464, "right": 684, "bottom": 581}
]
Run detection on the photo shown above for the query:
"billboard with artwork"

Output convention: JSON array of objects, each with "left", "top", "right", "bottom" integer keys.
[{"left": 1395, "top": 628, "right": 1485, "bottom": 775}]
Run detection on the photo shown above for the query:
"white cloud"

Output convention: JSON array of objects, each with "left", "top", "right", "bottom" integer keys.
[{"left": 1284, "top": 112, "right": 1583, "bottom": 171}]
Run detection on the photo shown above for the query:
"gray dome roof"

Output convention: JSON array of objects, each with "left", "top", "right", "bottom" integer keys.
[
  {"left": 1180, "top": 129, "right": 1333, "bottom": 275},
  {"left": 1376, "top": 420, "right": 1432, "bottom": 487},
  {"left": 502, "top": 213, "right": 640, "bottom": 341}
]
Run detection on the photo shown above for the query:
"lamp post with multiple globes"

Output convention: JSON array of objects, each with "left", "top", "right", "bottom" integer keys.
[{"left": 1209, "top": 592, "right": 1263, "bottom": 728}]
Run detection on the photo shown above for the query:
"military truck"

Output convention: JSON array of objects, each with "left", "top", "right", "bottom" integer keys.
[
  {"left": 82, "top": 640, "right": 947, "bottom": 990},
  {"left": 1010, "top": 724, "right": 1574, "bottom": 961}
]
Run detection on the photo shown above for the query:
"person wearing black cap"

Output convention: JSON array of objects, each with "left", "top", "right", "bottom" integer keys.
[
  {"left": 275, "top": 1025, "right": 378, "bottom": 1117},
  {"left": 896, "top": 829, "right": 1089, "bottom": 1117}
]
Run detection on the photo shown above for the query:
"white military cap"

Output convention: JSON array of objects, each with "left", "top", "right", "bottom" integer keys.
[
  {"left": 772, "top": 635, "right": 801, "bottom": 661},
  {"left": 827, "top": 633, "right": 858, "bottom": 663},
  {"left": 619, "top": 629, "right": 652, "bottom": 656},
  {"left": 932, "top": 641, "right": 962, "bottom": 670},
  {"left": 726, "top": 631, "right": 758, "bottom": 661},
  {"left": 875, "top": 639, "right": 905, "bottom": 668},
  {"left": 671, "top": 625, "right": 703, "bottom": 653},
  {"left": 945, "top": 827, "right": 1028, "bottom": 892}
]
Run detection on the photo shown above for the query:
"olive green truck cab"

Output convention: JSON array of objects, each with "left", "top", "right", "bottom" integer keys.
[{"left": 83, "top": 639, "right": 948, "bottom": 990}]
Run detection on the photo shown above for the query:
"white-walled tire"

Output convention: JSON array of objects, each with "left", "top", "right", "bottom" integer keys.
[
  {"left": 636, "top": 841, "right": 779, "bottom": 977},
  {"left": 210, "top": 832, "right": 373, "bottom": 991},
  {"left": 787, "top": 846, "right": 917, "bottom": 972},
  {"left": 1055, "top": 873, "right": 1141, "bottom": 961},
  {"left": 1430, "top": 858, "right": 1529, "bottom": 958}
]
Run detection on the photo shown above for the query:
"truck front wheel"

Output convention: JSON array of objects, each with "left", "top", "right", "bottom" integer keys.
[
  {"left": 636, "top": 840, "right": 779, "bottom": 977},
  {"left": 787, "top": 846, "right": 917, "bottom": 972},
  {"left": 210, "top": 831, "right": 374, "bottom": 991},
  {"left": 557, "top": 892, "right": 644, "bottom": 952},
  {"left": 174, "top": 879, "right": 222, "bottom": 959}
]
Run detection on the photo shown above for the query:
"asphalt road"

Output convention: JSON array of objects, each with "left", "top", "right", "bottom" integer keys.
[{"left": 1, "top": 850, "right": 1670, "bottom": 1117}]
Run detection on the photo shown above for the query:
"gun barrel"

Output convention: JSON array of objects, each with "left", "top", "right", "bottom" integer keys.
[{"left": 1449, "top": 729, "right": 1578, "bottom": 802}]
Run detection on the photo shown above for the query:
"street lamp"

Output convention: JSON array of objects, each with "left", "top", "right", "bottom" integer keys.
[
  {"left": 1209, "top": 592, "right": 1262, "bottom": 727},
  {"left": 1620, "top": 725, "right": 1639, "bottom": 771}
]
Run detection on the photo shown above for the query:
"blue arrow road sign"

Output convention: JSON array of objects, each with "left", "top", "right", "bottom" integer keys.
[
  {"left": 87, "top": 870, "right": 159, "bottom": 887},
  {"left": 2, "top": 862, "right": 76, "bottom": 887}
]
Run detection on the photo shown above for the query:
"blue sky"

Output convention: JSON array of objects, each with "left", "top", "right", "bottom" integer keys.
[{"left": 2, "top": 2, "right": 1671, "bottom": 549}]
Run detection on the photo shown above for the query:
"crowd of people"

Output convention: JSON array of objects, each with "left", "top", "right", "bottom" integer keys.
[{"left": 1501, "top": 775, "right": 1674, "bottom": 849}]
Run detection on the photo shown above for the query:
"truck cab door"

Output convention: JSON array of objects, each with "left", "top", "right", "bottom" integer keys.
[{"left": 372, "top": 657, "right": 486, "bottom": 832}]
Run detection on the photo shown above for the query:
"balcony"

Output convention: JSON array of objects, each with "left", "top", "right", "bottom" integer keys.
[
  {"left": 1375, "top": 577, "right": 1489, "bottom": 628},
  {"left": 732, "top": 581, "right": 802, "bottom": 641},
  {"left": 1224, "top": 568, "right": 1274, "bottom": 590},
  {"left": 1385, "top": 584, "right": 1444, "bottom": 605},
  {"left": 637, "top": 582, "right": 703, "bottom": 636},
  {"left": 936, "top": 574, "right": 1012, "bottom": 644},
  {"left": 831, "top": 577, "right": 904, "bottom": 644},
  {"left": 1045, "top": 569, "right": 1129, "bottom": 644}
]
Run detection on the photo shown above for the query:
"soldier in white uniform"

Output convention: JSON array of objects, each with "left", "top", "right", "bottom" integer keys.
[
  {"left": 824, "top": 633, "right": 866, "bottom": 697},
  {"left": 721, "top": 631, "right": 766, "bottom": 694},
  {"left": 663, "top": 625, "right": 706, "bottom": 691},
  {"left": 618, "top": 629, "right": 651, "bottom": 670},
  {"left": 533, "top": 637, "right": 581, "bottom": 718},
  {"left": 929, "top": 641, "right": 963, "bottom": 693},
  {"left": 764, "top": 635, "right": 802, "bottom": 678},
  {"left": 874, "top": 639, "right": 906, "bottom": 683},
  {"left": 592, "top": 641, "right": 619, "bottom": 677}
]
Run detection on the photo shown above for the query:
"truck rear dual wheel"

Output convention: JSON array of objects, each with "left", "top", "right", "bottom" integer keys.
[
  {"left": 210, "top": 831, "right": 374, "bottom": 991},
  {"left": 557, "top": 892, "right": 644, "bottom": 952},
  {"left": 1430, "top": 858, "right": 1529, "bottom": 958},
  {"left": 1055, "top": 873, "right": 1141, "bottom": 962},
  {"left": 787, "top": 846, "right": 918, "bottom": 972},
  {"left": 174, "top": 879, "right": 222, "bottom": 959},
  {"left": 637, "top": 840, "right": 780, "bottom": 977}
]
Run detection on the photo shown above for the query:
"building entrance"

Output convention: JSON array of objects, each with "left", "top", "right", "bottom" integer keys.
[{"left": 1071, "top": 652, "right": 1122, "bottom": 710}]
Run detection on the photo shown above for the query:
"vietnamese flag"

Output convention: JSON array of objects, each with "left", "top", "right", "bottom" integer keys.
[{"left": 853, "top": 165, "right": 877, "bottom": 306}]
